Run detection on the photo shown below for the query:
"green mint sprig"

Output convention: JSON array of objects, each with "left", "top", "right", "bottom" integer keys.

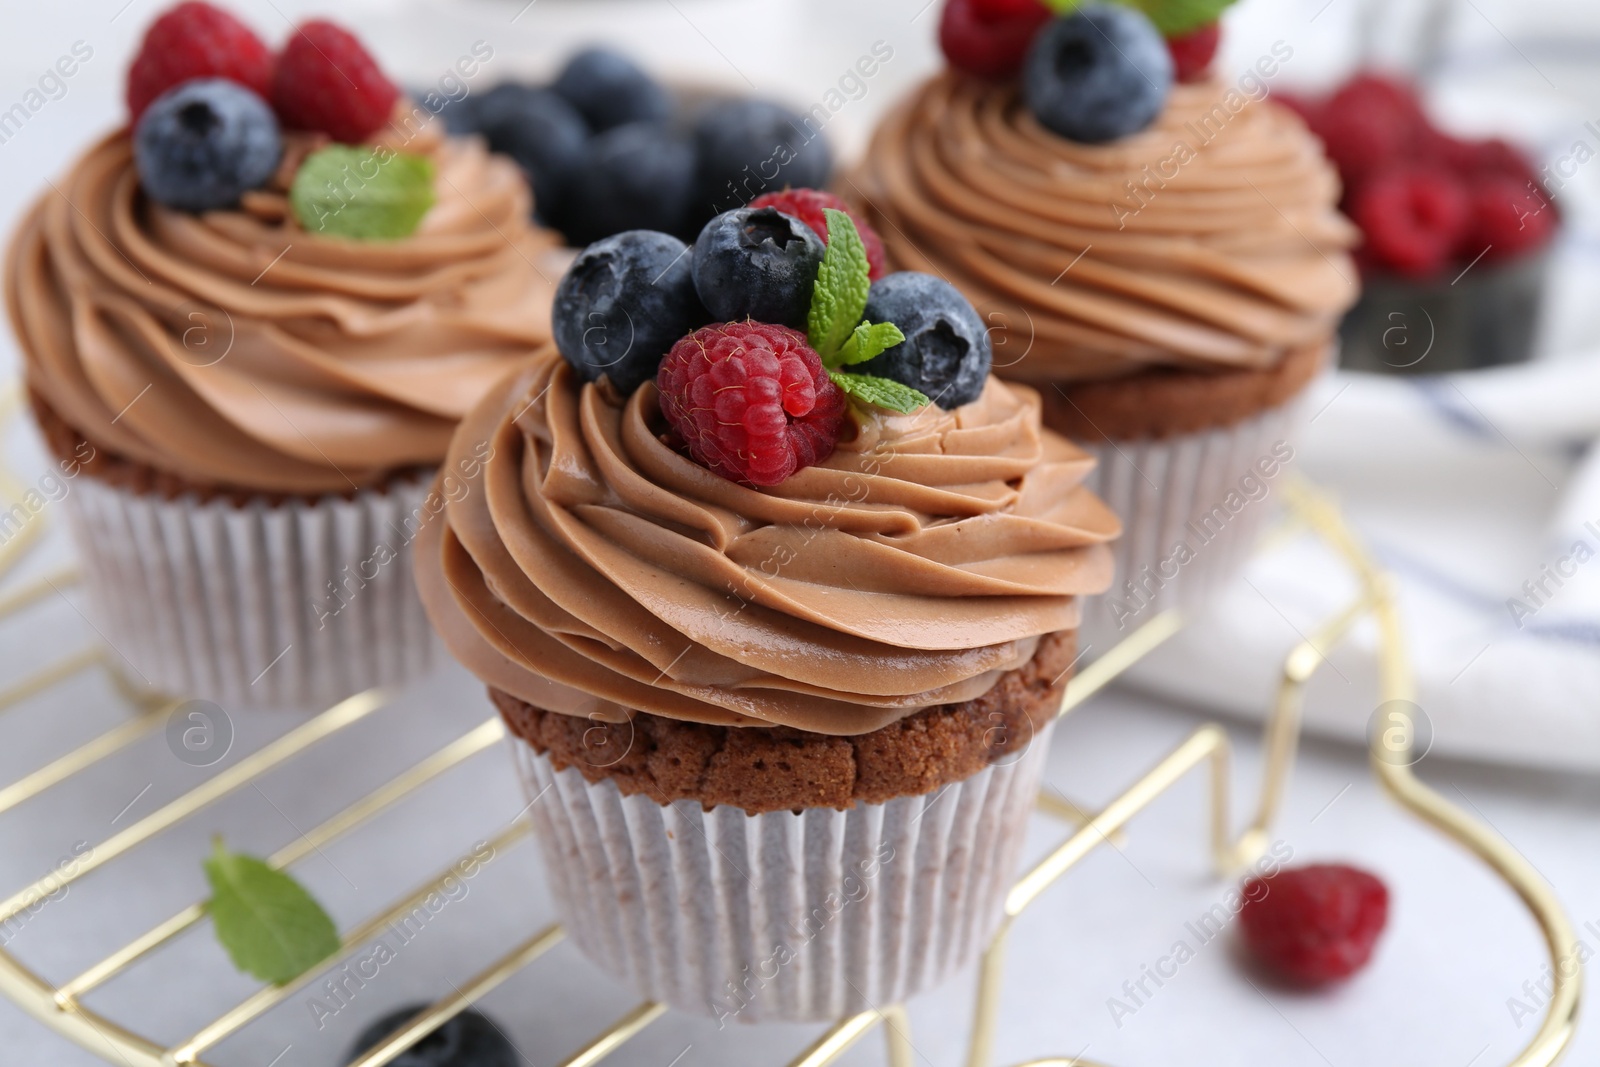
[
  {"left": 1051, "top": 0, "right": 1237, "bottom": 36},
  {"left": 806, "top": 208, "right": 928, "bottom": 415},
  {"left": 204, "top": 838, "right": 340, "bottom": 986},
  {"left": 290, "top": 145, "right": 436, "bottom": 241}
]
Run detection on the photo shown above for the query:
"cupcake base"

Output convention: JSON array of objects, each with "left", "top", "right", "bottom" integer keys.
[
  {"left": 512, "top": 720, "right": 1055, "bottom": 1023},
  {"left": 1039, "top": 342, "right": 1330, "bottom": 647},
  {"left": 63, "top": 472, "right": 440, "bottom": 709},
  {"left": 494, "top": 631, "right": 1075, "bottom": 1021}
]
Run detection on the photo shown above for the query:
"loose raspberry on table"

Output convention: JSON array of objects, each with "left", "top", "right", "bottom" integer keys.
[
  {"left": 126, "top": 2, "right": 274, "bottom": 124},
  {"left": 271, "top": 20, "right": 399, "bottom": 144},
  {"left": 1239, "top": 864, "right": 1389, "bottom": 984},
  {"left": 1166, "top": 22, "right": 1221, "bottom": 83},
  {"left": 657, "top": 322, "right": 846, "bottom": 487},
  {"left": 749, "top": 189, "right": 888, "bottom": 280},
  {"left": 939, "top": 0, "right": 1053, "bottom": 81},
  {"left": 1353, "top": 167, "right": 1470, "bottom": 278}
]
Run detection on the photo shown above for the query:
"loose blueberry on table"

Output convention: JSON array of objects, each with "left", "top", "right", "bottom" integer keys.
[{"left": 346, "top": 1004, "right": 520, "bottom": 1067}]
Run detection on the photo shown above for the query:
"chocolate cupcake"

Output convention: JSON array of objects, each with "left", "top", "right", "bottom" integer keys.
[
  {"left": 415, "top": 204, "right": 1117, "bottom": 1019},
  {"left": 4, "top": 6, "right": 559, "bottom": 707},
  {"left": 854, "top": 2, "right": 1358, "bottom": 640}
]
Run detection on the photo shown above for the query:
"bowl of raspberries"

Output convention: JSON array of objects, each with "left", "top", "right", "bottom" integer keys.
[
  {"left": 439, "top": 47, "right": 834, "bottom": 250},
  {"left": 1285, "top": 72, "right": 1558, "bottom": 374}
]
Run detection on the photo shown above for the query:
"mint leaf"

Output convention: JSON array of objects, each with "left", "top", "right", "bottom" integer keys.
[
  {"left": 1113, "top": 0, "right": 1235, "bottom": 35},
  {"left": 807, "top": 208, "right": 873, "bottom": 368},
  {"left": 290, "top": 146, "right": 436, "bottom": 241},
  {"left": 830, "top": 371, "right": 929, "bottom": 413},
  {"left": 838, "top": 321, "right": 905, "bottom": 366},
  {"left": 205, "top": 839, "right": 340, "bottom": 985}
]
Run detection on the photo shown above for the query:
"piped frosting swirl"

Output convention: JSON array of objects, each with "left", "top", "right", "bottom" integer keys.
[
  {"left": 414, "top": 352, "right": 1118, "bottom": 734},
  {"left": 854, "top": 72, "right": 1359, "bottom": 384},
  {"left": 6, "top": 115, "right": 560, "bottom": 494}
]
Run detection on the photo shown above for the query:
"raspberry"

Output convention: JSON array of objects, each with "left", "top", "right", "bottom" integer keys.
[
  {"left": 970, "top": 0, "right": 1048, "bottom": 16},
  {"left": 126, "top": 2, "right": 274, "bottom": 124},
  {"left": 271, "top": 20, "right": 398, "bottom": 144},
  {"left": 939, "top": 0, "right": 1052, "bottom": 80},
  {"left": 1239, "top": 864, "right": 1389, "bottom": 984},
  {"left": 657, "top": 322, "right": 845, "bottom": 487},
  {"left": 1167, "top": 22, "right": 1221, "bottom": 83},
  {"left": 1352, "top": 167, "right": 1470, "bottom": 278},
  {"left": 1439, "top": 136, "right": 1543, "bottom": 191},
  {"left": 1462, "top": 174, "right": 1556, "bottom": 264},
  {"left": 749, "top": 189, "right": 888, "bottom": 279},
  {"left": 1311, "top": 73, "right": 1425, "bottom": 190}
]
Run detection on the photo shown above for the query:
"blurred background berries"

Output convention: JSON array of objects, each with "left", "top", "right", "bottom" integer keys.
[
  {"left": 1283, "top": 71, "right": 1556, "bottom": 280},
  {"left": 444, "top": 48, "right": 836, "bottom": 248}
]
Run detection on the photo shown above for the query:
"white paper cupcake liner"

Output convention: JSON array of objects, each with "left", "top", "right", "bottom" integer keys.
[
  {"left": 61, "top": 472, "right": 440, "bottom": 709},
  {"left": 1076, "top": 397, "right": 1308, "bottom": 648},
  {"left": 510, "top": 719, "right": 1056, "bottom": 1023}
]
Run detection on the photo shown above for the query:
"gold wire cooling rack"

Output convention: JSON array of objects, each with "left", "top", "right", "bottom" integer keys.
[{"left": 0, "top": 383, "right": 1582, "bottom": 1067}]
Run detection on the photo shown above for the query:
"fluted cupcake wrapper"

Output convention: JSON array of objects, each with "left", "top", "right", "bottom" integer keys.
[
  {"left": 1073, "top": 397, "right": 1308, "bottom": 649},
  {"left": 510, "top": 719, "right": 1057, "bottom": 1023},
  {"left": 62, "top": 472, "right": 440, "bottom": 709}
]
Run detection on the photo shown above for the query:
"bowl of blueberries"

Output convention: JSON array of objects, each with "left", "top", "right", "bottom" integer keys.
[{"left": 436, "top": 46, "right": 835, "bottom": 250}]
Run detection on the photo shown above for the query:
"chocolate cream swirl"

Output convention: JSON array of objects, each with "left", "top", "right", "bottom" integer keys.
[
  {"left": 415, "top": 353, "right": 1119, "bottom": 734},
  {"left": 854, "top": 73, "right": 1359, "bottom": 384},
  {"left": 6, "top": 111, "right": 560, "bottom": 494}
]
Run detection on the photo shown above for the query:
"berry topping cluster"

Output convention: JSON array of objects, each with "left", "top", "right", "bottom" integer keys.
[
  {"left": 1283, "top": 74, "right": 1556, "bottom": 279},
  {"left": 444, "top": 49, "right": 833, "bottom": 248},
  {"left": 553, "top": 193, "right": 993, "bottom": 486},
  {"left": 938, "top": 0, "right": 1236, "bottom": 142},
  {"left": 126, "top": 3, "right": 434, "bottom": 240}
]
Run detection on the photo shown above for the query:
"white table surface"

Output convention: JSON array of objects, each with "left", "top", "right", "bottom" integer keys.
[{"left": 1, "top": 2, "right": 1597, "bottom": 1065}]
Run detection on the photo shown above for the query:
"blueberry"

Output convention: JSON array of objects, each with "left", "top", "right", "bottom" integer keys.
[
  {"left": 554, "top": 122, "right": 697, "bottom": 246},
  {"left": 551, "top": 47, "right": 672, "bottom": 133},
  {"left": 554, "top": 230, "right": 706, "bottom": 392},
  {"left": 474, "top": 83, "right": 539, "bottom": 134},
  {"left": 857, "top": 273, "right": 991, "bottom": 408},
  {"left": 411, "top": 87, "right": 481, "bottom": 135},
  {"left": 477, "top": 86, "right": 589, "bottom": 225},
  {"left": 133, "top": 79, "right": 281, "bottom": 213},
  {"left": 1023, "top": 6, "right": 1172, "bottom": 144},
  {"left": 691, "top": 207, "right": 825, "bottom": 330},
  {"left": 690, "top": 99, "right": 833, "bottom": 225},
  {"left": 345, "top": 1004, "right": 519, "bottom": 1067}
]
